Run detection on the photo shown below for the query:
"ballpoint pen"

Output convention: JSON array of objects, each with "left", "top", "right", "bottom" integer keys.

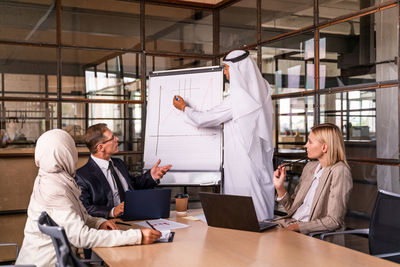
[
  {"left": 146, "top": 220, "right": 157, "bottom": 230},
  {"left": 279, "top": 158, "right": 306, "bottom": 168},
  {"left": 115, "top": 221, "right": 132, "bottom": 226}
]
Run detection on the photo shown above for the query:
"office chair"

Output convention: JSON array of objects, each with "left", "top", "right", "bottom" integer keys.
[
  {"left": 320, "top": 190, "right": 400, "bottom": 263},
  {"left": 37, "top": 211, "right": 87, "bottom": 267}
]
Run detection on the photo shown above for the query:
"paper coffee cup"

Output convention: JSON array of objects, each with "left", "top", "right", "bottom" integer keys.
[{"left": 175, "top": 193, "right": 189, "bottom": 215}]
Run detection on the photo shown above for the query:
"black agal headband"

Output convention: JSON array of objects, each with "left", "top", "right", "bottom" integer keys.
[{"left": 223, "top": 50, "right": 250, "bottom": 63}]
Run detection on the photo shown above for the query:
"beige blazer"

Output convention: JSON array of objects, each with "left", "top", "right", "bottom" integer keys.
[{"left": 275, "top": 160, "right": 353, "bottom": 234}]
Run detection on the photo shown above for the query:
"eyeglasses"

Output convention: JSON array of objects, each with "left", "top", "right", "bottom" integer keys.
[{"left": 97, "top": 134, "right": 116, "bottom": 147}]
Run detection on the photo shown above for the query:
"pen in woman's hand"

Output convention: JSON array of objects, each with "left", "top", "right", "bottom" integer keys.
[{"left": 146, "top": 220, "right": 157, "bottom": 230}]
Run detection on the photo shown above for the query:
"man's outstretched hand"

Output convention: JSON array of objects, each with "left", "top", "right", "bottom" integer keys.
[{"left": 150, "top": 159, "right": 172, "bottom": 180}]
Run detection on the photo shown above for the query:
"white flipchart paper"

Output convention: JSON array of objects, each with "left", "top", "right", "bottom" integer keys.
[{"left": 144, "top": 67, "right": 223, "bottom": 172}]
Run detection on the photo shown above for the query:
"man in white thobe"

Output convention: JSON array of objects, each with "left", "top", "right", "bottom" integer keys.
[{"left": 173, "top": 50, "right": 275, "bottom": 221}]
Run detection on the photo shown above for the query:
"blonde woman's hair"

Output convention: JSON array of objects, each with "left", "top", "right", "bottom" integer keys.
[{"left": 311, "top": 123, "right": 348, "bottom": 167}]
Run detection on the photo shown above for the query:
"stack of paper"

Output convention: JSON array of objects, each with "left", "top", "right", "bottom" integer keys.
[{"left": 134, "top": 219, "right": 190, "bottom": 231}]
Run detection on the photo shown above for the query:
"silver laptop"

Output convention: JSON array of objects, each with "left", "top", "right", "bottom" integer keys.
[{"left": 199, "top": 192, "right": 277, "bottom": 232}]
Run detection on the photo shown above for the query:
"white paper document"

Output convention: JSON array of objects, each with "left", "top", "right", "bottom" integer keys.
[
  {"left": 159, "top": 171, "right": 221, "bottom": 185},
  {"left": 195, "top": 214, "right": 207, "bottom": 223},
  {"left": 160, "top": 230, "right": 171, "bottom": 239},
  {"left": 157, "top": 230, "right": 173, "bottom": 242},
  {"left": 144, "top": 67, "right": 223, "bottom": 171},
  {"left": 134, "top": 219, "right": 190, "bottom": 231}
]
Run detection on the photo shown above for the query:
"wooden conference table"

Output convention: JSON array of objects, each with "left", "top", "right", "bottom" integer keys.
[{"left": 93, "top": 210, "right": 397, "bottom": 267}]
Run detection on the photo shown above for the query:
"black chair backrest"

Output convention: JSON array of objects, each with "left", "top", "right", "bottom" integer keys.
[
  {"left": 37, "top": 211, "right": 86, "bottom": 267},
  {"left": 369, "top": 190, "right": 400, "bottom": 260}
]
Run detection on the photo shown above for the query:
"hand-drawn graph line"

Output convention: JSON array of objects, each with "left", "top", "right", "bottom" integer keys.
[
  {"left": 156, "top": 85, "right": 162, "bottom": 155},
  {"left": 175, "top": 77, "right": 214, "bottom": 112},
  {"left": 160, "top": 77, "right": 215, "bottom": 128},
  {"left": 149, "top": 134, "right": 217, "bottom": 137},
  {"left": 160, "top": 78, "right": 201, "bottom": 125},
  {"left": 154, "top": 77, "right": 218, "bottom": 156}
]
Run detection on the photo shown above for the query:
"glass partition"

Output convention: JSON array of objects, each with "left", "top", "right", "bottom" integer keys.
[
  {"left": 319, "top": 0, "right": 375, "bottom": 24},
  {"left": 62, "top": 0, "right": 140, "bottom": 50},
  {"left": 220, "top": 0, "right": 257, "bottom": 53},
  {"left": 320, "top": 91, "right": 376, "bottom": 142},
  {"left": 0, "top": 0, "right": 56, "bottom": 43},
  {"left": 319, "top": 13, "right": 381, "bottom": 88},
  {"left": 145, "top": 4, "right": 213, "bottom": 54},
  {"left": 319, "top": 86, "right": 397, "bottom": 162},
  {"left": 62, "top": 49, "right": 141, "bottom": 100},
  {"left": 261, "top": 0, "right": 314, "bottom": 41},
  {"left": 1, "top": 101, "right": 57, "bottom": 149},
  {"left": 145, "top": 56, "right": 212, "bottom": 76},
  {"left": 0, "top": 45, "right": 57, "bottom": 99},
  {"left": 61, "top": 102, "right": 143, "bottom": 151},
  {"left": 261, "top": 32, "right": 315, "bottom": 95},
  {"left": 274, "top": 96, "right": 314, "bottom": 149}
]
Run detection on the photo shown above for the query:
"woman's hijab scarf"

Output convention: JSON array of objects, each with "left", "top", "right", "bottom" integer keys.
[
  {"left": 32, "top": 129, "right": 82, "bottom": 209},
  {"left": 223, "top": 50, "right": 274, "bottom": 173}
]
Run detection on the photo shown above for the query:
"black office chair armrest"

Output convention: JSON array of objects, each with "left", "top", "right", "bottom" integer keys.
[
  {"left": 373, "top": 251, "right": 400, "bottom": 259},
  {"left": 308, "top": 230, "right": 334, "bottom": 239},
  {"left": 320, "top": 228, "right": 369, "bottom": 240}
]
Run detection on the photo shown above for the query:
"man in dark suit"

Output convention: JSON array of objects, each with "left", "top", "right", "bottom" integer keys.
[{"left": 75, "top": 123, "right": 172, "bottom": 218}]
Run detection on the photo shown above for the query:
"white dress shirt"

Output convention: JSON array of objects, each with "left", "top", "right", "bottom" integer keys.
[
  {"left": 292, "top": 163, "right": 324, "bottom": 222},
  {"left": 91, "top": 155, "right": 129, "bottom": 217}
]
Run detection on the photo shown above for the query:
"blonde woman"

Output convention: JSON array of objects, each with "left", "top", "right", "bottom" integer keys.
[{"left": 273, "top": 123, "right": 353, "bottom": 234}]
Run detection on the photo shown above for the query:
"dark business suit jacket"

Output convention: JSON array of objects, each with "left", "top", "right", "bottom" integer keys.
[{"left": 75, "top": 157, "right": 157, "bottom": 218}]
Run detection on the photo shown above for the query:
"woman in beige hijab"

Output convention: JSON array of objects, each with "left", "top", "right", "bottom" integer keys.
[{"left": 16, "top": 129, "right": 160, "bottom": 266}]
